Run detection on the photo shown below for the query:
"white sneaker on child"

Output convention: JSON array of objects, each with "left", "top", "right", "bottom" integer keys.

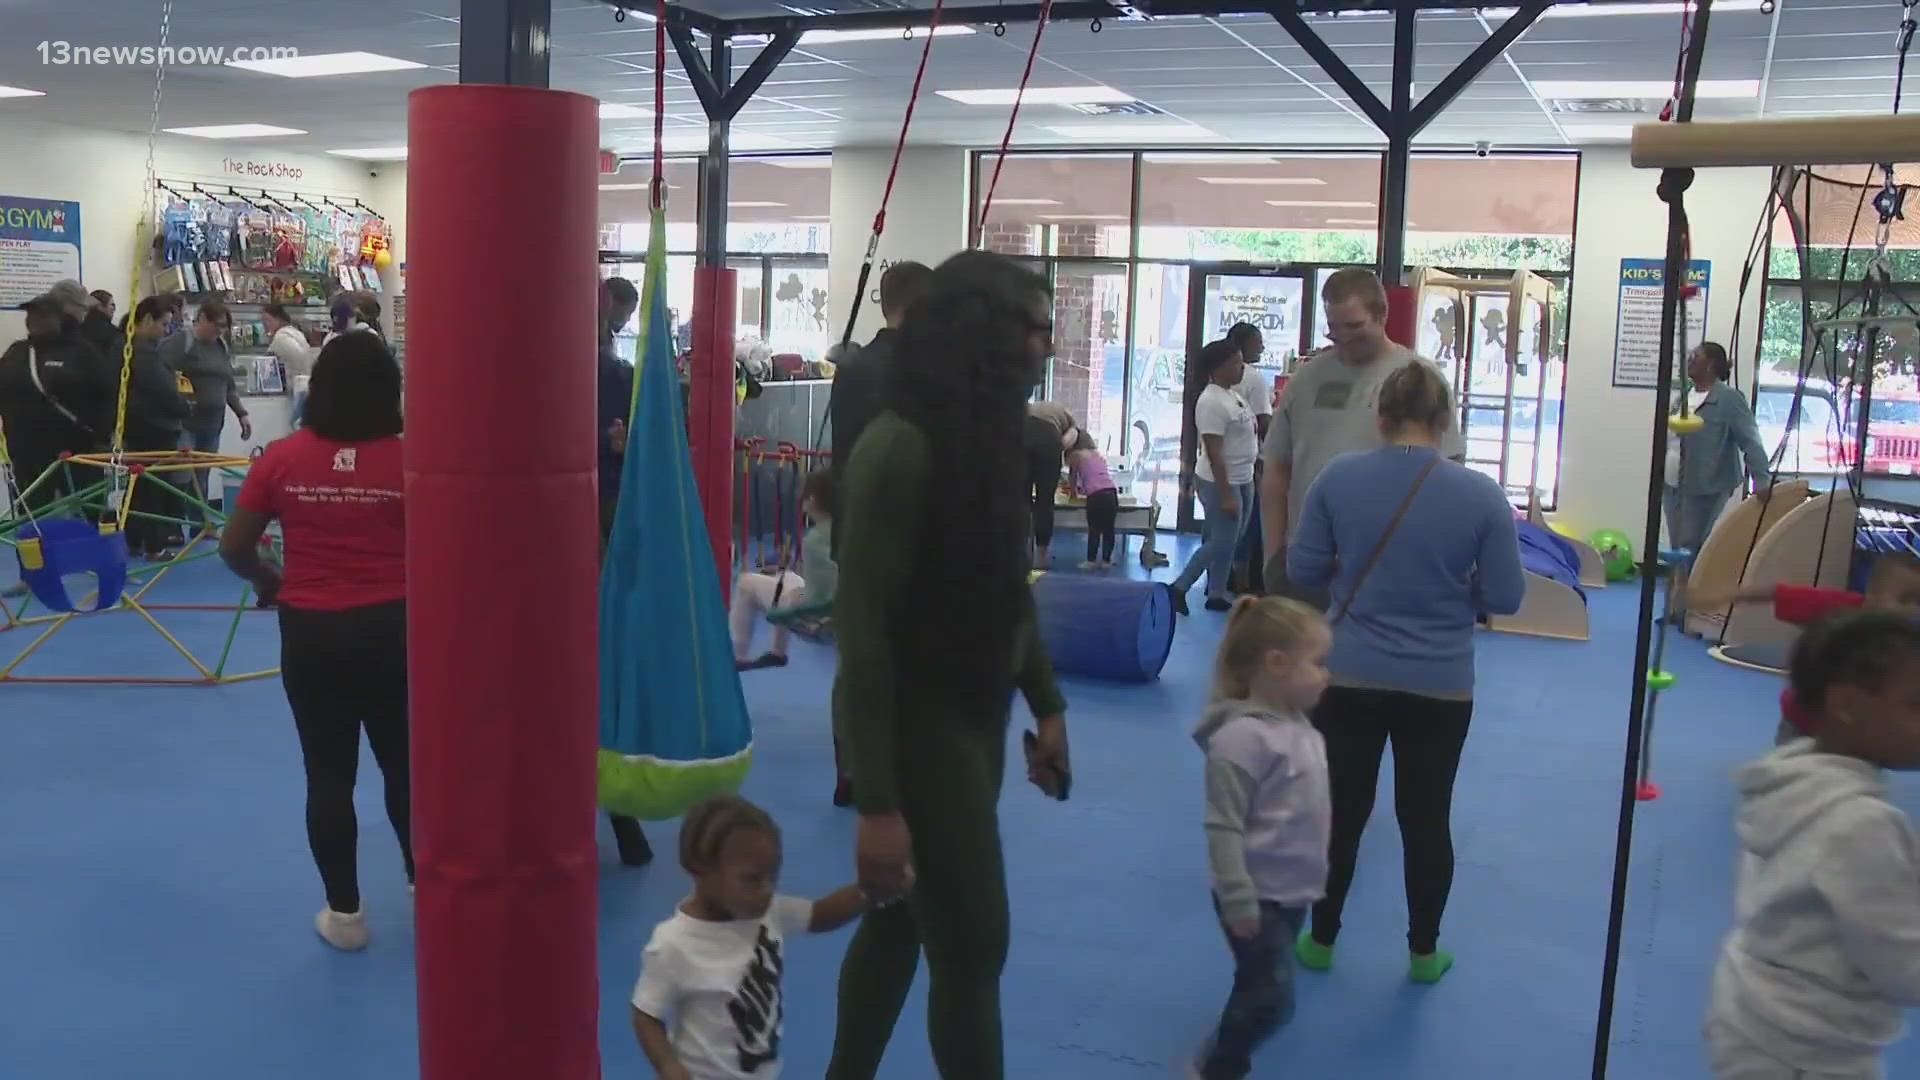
[{"left": 315, "top": 908, "right": 370, "bottom": 951}]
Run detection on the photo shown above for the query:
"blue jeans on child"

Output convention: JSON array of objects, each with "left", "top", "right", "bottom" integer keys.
[
  {"left": 1174, "top": 477, "right": 1254, "bottom": 601},
  {"left": 1200, "top": 899, "right": 1305, "bottom": 1080}
]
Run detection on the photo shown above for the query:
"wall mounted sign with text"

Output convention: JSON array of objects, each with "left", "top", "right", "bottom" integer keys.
[
  {"left": 222, "top": 158, "right": 306, "bottom": 182},
  {"left": 1612, "top": 258, "right": 1710, "bottom": 390},
  {"left": 0, "top": 196, "right": 83, "bottom": 307}
]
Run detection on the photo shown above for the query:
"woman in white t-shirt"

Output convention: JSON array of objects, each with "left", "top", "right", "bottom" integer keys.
[{"left": 1172, "top": 340, "right": 1260, "bottom": 614}]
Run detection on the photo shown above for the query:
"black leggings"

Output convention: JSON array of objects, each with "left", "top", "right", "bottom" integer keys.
[
  {"left": 1084, "top": 488, "right": 1119, "bottom": 562},
  {"left": 1309, "top": 686, "right": 1473, "bottom": 956},
  {"left": 1025, "top": 416, "right": 1063, "bottom": 551},
  {"left": 279, "top": 600, "right": 413, "bottom": 914}
]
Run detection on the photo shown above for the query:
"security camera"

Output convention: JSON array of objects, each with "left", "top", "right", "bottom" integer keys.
[
  {"left": 1758, "top": 0, "right": 1775, "bottom": 12},
  {"left": 1474, "top": 141, "right": 1491, "bottom": 158}
]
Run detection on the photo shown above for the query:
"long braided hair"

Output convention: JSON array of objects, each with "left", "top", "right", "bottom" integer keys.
[{"left": 883, "top": 251, "right": 1050, "bottom": 707}]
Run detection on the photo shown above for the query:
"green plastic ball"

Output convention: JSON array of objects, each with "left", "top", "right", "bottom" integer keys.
[
  {"left": 1647, "top": 670, "right": 1677, "bottom": 691},
  {"left": 1591, "top": 528, "right": 1636, "bottom": 582}
]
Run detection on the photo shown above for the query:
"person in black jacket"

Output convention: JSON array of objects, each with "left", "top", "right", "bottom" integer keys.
[
  {"left": 0, "top": 292, "right": 115, "bottom": 513},
  {"left": 828, "top": 260, "right": 930, "bottom": 557},
  {"left": 80, "top": 287, "right": 125, "bottom": 369},
  {"left": 121, "top": 297, "right": 192, "bottom": 557},
  {"left": 598, "top": 276, "right": 640, "bottom": 541}
]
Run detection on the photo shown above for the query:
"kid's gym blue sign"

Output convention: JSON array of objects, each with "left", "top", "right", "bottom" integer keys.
[
  {"left": 0, "top": 196, "right": 83, "bottom": 308},
  {"left": 1612, "top": 257, "right": 1711, "bottom": 390}
]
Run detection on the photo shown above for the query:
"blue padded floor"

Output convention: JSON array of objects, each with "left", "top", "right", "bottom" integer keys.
[{"left": 4, "top": 538, "right": 1917, "bottom": 1078}]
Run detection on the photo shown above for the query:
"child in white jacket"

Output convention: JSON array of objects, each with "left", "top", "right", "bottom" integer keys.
[{"left": 1708, "top": 610, "right": 1920, "bottom": 1079}]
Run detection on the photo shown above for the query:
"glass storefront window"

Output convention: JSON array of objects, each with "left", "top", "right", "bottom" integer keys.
[
  {"left": 1045, "top": 262, "right": 1130, "bottom": 459},
  {"left": 725, "top": 157, "right": 833, "bottom": 254},
  {"left": 1138, "top": 153, "right": 1380, "bottom": 263},
  {"left": 1405, "top": 154, "right": 1578, "bottom": 273},
  {"left": 1128, "top": 262, "right": 1190, "bottom": 529},
  {"left": 764, "top": 259, "right": 834, "bottom": 364},
  {"left": 971, "top": 153, "right": 1133, "bottom": 258}
]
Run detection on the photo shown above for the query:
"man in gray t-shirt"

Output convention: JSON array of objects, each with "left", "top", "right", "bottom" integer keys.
[{"left": 1259, "top": 269, "right": 1464, "bottom": 602}]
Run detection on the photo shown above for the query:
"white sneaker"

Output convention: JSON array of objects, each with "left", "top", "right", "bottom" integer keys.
[
  {"left": 315, "top": 908, "right": 370, "bottom": 951},
  {"left": 1077, "top": 560, "right": 1099, "bottom": 570}
]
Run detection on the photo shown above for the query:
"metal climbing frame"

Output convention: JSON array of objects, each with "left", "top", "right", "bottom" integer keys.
[{"left": 0, "top": 453, "right": 278, "bottom": 685}]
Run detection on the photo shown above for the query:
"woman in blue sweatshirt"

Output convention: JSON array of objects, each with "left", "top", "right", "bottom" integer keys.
[{"left": 1285, "top": 360, "right": 1525, "bottom": 984}]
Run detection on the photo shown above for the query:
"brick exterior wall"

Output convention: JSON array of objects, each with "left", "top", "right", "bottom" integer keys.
[{"left": 978, "top": 222, "right": 1115, "bottom": 442}]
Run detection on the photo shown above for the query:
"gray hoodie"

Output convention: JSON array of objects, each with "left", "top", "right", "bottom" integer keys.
[
  {"left": 1709, "top": 740, "right": 1920, "bottom": 1074},
  {"left": 1194, "top": 698, "right": 1331, "bottom": 923},
  {"left": 158, "top": 330, "right": 244, "bottom": 433}
]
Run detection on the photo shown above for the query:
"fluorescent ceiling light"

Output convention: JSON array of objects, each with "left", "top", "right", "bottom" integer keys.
[
  {"left": 599, "top": 103, "right": 652, "bottom": 119},
  {"left": 1041, "top": 213, "right": 1127, "bottom": 221},
  {"left": 1045, "top": 123, "right": 1217, "bottom": 141},
  {"left": 794, "top": 215, "right": 831, "bottom": 220},
  {"left": 763, "top": 157, "right": 833, "bottom": 168},
  {"left": 1533, "top": 79, "right": 1760, "bottom": 99},
  {"left": 0, "top": 85, "right": 45, "bottom": 99},
  {"left": 1266, "top": 199, "right": 1376, "bottom": 208},
  {"left": 327, "top": 146, "right": 408, "bottom": 161},
  {"left": 228, "top": 51, "right": 425, "bottom": 78},
  {"left": 729, "top": 201, "right": 786, "bottom": 208},
  {"left": 1198, "top": 176, "right": 1328, "bottom": 186},
  {"left": 599, "top": 183, "right": 651, "bottom": 191},
  {"left": 786, "top": 26, "right": 975, "bottom": 45},
  {"left": 164, "top": 124, "right": 306, "bottom": 139},
  {"left": 1563, "top": 125, "right": 1636, "bottom": 141},
  {"left": 1487, "top": 0, "right": 1763, "bottom": 16},
  {"left": 991, "top": 198, "right": 1063, "bottom": 206},
  {"left": 938, "top": 86, "right": 1133, "bottom": 106}
]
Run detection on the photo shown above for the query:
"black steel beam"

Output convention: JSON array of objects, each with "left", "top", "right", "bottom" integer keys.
[
  {"left": 699, "top": 36, "right": 732, "bottom": 268},
  {"left": 1269, "top": 8, "right": 1392, "bottom": 132},
  {"left": 666, "top": 22, "right": 725, "bottom": 118},
  {"left": 1406, "top": 0, "right": 1549, "bottom": 135},
  {"left": 460, "top": 0, "right": 552, "bottom": 86},
  {"left": 719, "top": 28, "right": 800, "bottom": 121},
  {"left": 1377, "top": 1, "right": 1415, "bottom": 283},
  {"left": 603, "top": 0, "right": 1702, "bottom": 37}
]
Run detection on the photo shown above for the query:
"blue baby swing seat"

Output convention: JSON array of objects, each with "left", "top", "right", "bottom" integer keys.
[{"left": 15, "top": 517, "right": 129, "bottom": 613}]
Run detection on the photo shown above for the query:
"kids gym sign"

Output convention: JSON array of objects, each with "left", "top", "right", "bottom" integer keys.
[
  {"left": 0, "top": 195, "right": 84, "bottom": 306},
  {"left": 222, "top": 157, "right": 305, "bottom": 182}
]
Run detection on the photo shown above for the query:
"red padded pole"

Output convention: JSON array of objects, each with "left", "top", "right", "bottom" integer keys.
[
  {"left": 690, "top": 267, "right": 736, "bottom": 598},
  {"left": 1385, "top": 284, "right": 1417, "bottom": 349},
  {"left": 405, "top": 84, "right": 601, "bottom": 1080}
]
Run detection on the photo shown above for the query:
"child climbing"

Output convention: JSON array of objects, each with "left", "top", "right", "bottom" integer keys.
[
  {"left": 631, "top": 795, "right": 868, "bottom": 1080},
  {"left": 1066, "top": 430, "right": 1119, "bottom": 569},
  {"left": 1706, "top": 610, "right": 1920, "bottom": 1080},
  {"left": 730, "top": 469, "right": 835, "bottom": 671},
  {"left": 1190, "top": 596, "right": 1333, "bottom": 1080}
]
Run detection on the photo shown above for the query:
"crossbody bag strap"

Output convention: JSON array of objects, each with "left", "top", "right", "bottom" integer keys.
[
  {"left": 26, "top": 346, "right": 97, "bottom": 439},
  {"left": 1329, "top": 455, "right": 1441, "bottom": 626}
]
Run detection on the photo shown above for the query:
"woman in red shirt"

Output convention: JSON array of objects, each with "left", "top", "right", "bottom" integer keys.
[{"left": 220, "top": 332, "right": 407, "bottom": 952}]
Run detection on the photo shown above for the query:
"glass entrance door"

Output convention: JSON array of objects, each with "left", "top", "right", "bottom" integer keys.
[{"left": 1174, "top": 265, "right": 1308, "bottom": 529}]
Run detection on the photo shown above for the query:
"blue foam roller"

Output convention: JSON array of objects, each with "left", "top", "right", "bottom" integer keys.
[{"left": 1030, "top": 573, "right": 1176, "bottom": 683}]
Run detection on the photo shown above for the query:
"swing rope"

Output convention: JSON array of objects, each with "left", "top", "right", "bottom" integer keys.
[
  {"left": 107, "top": 0, "right": 174, "bottom": 529},
  {"left": 834, "top": 0, "right": 947, "bottom": 352},
  {"left": 976, "top": 0, "right": 1055, "bottom": 236},
  {"left": 651, "top": 0, "right": 668, "bottom": 214}
]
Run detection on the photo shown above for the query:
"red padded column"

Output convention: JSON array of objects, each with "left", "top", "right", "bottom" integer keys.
[
  {"left": 405, "top": 84, "right": 601, "bottom": 1080},
  {"left": 1385, "top": 284, "right": 1417, "bottom": 350},
  {"left": 689, "top": 266, "right": 736, "bottom": 598}
]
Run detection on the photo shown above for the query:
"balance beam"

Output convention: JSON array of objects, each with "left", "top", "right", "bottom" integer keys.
[{"left": 1631, "top": 114, "right": 1920, "bottom": 170}]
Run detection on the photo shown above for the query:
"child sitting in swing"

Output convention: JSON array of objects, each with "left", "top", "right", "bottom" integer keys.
[{"left": 731, "top": 469, "right": 835, "bottom": 671}]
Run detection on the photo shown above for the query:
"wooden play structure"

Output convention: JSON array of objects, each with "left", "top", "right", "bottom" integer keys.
[
  {"left": 1679, "top": 479, "right": 1812, "bottom": 640},
  {"left": 1706, "top": 487, "right": 1859, "bottom": 672},
  {"left": 1410, "top": 267, "right": 1591, "bottom": 641}
]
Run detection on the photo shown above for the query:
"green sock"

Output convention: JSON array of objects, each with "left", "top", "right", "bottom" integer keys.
[
  {"left": 1409, "top": 949, "right": 1455, "bottom": 984},
  {"left": 1294, "top": 929, "right": 1334, "bottom": 972}
]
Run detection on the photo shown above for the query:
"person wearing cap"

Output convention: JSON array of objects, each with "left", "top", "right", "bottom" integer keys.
[{"left": 0, "top": 291, "right": 116, "bottom": 514}]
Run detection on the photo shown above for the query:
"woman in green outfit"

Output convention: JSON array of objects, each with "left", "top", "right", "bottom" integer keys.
[{"left": 826, "top": 251, "right": 1074, "bottom": 1079}]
